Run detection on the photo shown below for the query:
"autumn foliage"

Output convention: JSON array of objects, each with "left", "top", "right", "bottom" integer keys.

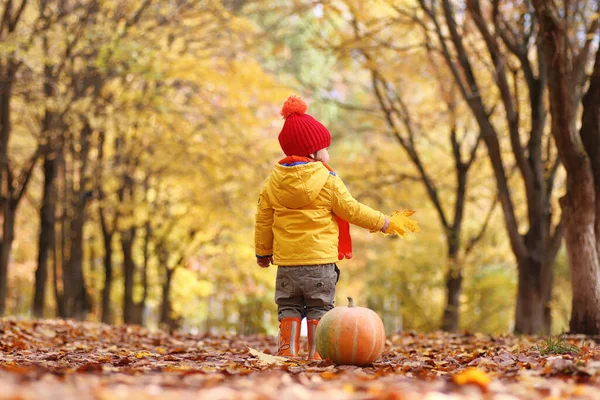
[{"left": 0, "top": 319, "right": 599, "bottom": 399}]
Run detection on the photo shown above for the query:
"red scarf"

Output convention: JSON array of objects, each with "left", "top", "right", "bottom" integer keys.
[{"left": 279, "top": 156, "right": 352, "bottom": 260}]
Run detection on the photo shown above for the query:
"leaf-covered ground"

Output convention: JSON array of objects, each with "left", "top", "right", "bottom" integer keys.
[{"left": 0, "top": 320, "right": 599, "bottom": 399}]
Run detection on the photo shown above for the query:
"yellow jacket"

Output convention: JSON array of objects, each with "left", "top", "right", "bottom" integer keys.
[{"left": 255, "top": 162, "right": 385, "bottom": 266}]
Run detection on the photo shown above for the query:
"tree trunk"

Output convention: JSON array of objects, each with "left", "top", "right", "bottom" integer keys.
[
  {"left": 34, "top": 152, "right": 58, "bottom": 317},
  {"left": 101, "top": 231, "right": 113, "bottom": 324},
  {"left": 160, "top": 267, "right": 176, "bottom": 330},
  {"left": 53, "top": 150, "right": 66, "bottom": 317},
  {"left": 532, "top": 0, "right": 600, "bottom": 333},
  {"left": 56, "top": 147, "right": 70, "bottom": 318},
  {"left": 441, "top": 257, "right": 462, "bottom": 332},
  {"left": 97, "top": 130, "right": 114, "bottom": 324},
  {"left": 52, "top": 229, "right": 64, "bottom": 317},
  {"left": 567, "top": 44, "right": 600, "bottom": 333},
  {"left": 514, "top": 256, "right": 552, "bottom": 334},
  {"left": 440, "top": 142, "right": 470, "bottom": 333},
  {"left": 66, "top": 204, "right": 89, "bottom": 319},
  {"left": 0, "top": 71, "right": 12, "bottom": 200},
  {"left": 579, "top": 37, "right": 600, "bottom": 260},
  {"left": 63, "top": 123, "right": 93, "bottom": 320},
  {"left": 562, "top": 166, "right": 600, "bottom": 333},
  {"left": 131, "top": 218, "right": 152, "bottom": 325},
  {"left": 121, "top": 228, "right": 136, "bottom": 324},
  {"left": 0, "top": 62, "right": 16, "bottom": 316},
  {"left": 34, "top": 48, "right": 59, "bottom": 317},
  {"left": 441, "top": 225, "right": 463, "bottom": 332},
  {"left": 0, "top": 1, "right": 30, "bottom": 316},
  {"left": 0, "top": 205, "right": 15, "bottom": 315}
]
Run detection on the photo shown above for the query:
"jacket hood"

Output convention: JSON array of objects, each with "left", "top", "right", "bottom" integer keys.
[{"left": 269, "top": 162, "right": 330, "bottom": 209}]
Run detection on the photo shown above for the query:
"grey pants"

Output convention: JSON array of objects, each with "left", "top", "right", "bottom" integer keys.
[{"left": 275, "top": 263, "right": 339, "bottom": 320}]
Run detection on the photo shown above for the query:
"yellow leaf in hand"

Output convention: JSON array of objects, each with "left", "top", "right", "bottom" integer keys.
[{"left": 386, "top": 210, "right": 420, "bottom": 237}]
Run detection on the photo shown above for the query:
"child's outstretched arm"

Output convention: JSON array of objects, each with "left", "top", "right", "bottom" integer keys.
[
  {"left": 331, "top": 176, "right": 387, "bottom": 232},
  {"left": 255, "top": 184, "right": 274, "bottom": 267}
]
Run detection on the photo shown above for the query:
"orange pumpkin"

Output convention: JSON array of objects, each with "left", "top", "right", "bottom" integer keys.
[{"left": 315, "top": 297, "right": 386, "bottom": 366}]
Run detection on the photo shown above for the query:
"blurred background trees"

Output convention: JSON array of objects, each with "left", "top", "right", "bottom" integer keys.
[{"left": 2, "top": 0, "right": 599, "bottom": 335}]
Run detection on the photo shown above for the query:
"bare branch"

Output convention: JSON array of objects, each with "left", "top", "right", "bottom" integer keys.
[
  {"left": 0, "top": 1, "right": 11, "bottom": 36},
  {"left": 573, "top": 5, "right": 600, "bottom": 93},
  {"left": 544, "top": 215, "right": 564, "bottom": 266},
  {"left": 492, "top": 0, "right": 523, "bottom": 57},
  {"left": 125, "top": 0, "right": 152, "bottom": 29},
  {"left": 10, "top": 0, "right": 27, "bottom": 31},
  {"left": 12, "top": 145, "right": 41, "bottom": 206},
  {"left": 464, "top": 131, "right": 482, "bottom": 170},
  {"left": 418, "top": 0, "right": 528, "bottom": 259},
  {"left": 467, "top": 0, "right": 534, "bottom": 198},
  {"left": 0, "top": 0, "right": 27, "bottom": 35},
  {"left": 493, "top": 0, "right": 538, "bottom": 91},
  {"left": 465, "top": 192, "right": 498, "bottom": 255}
]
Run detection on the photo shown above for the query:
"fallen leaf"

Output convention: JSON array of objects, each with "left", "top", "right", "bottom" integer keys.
[
  {"left": 451, "top": 368, "right": 491, "bottom": 391},
  {"left": 135, "top": 351, "right": 152, "bottom": 359},
  {"left": 37, "top": 327, "right": 57, "bottom": 338},
  {"left": 247, "top": 347, "right": 286, "bottom": 365}
]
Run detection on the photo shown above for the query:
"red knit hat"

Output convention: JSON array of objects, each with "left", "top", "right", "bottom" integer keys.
[{"left": 278, "top": 96, "right": 331, "bottom": 156}]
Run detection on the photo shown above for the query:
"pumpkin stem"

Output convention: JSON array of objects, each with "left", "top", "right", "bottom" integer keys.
[{"left": 347, "top": 297, "right": 355, "bottom": 307}]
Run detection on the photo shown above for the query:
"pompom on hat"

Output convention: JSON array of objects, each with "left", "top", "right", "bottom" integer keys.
[{"left": 278, "top": 96, "right": 331, "bottom": 156}]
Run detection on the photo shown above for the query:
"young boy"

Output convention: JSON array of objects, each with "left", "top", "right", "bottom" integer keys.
[{"left": 255, "top": 95, "right": 390, "bottom": 360}]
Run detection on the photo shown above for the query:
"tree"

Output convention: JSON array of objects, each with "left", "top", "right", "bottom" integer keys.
[
  {"left": 33, "top": 0, "right": 102, "bottom": 318},
  {"left": 337, "top": 3, "right": 496, "bottom": 332},
  {"left": 31, "top": 0, "right": 156, "bottom": 320},
  {"left": 0, "top": 0, "right": 44, "bottom": 315},
  {"left": 95, "top": 131, "right": 116, "bottom": 324},
  {"left": 532, "top": 0, "right": 600, "bottom": 334},
  {"left": 411, "top": 0, "right": 563, "bottom": 334}
]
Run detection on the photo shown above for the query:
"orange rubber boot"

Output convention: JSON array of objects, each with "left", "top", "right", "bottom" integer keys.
[
  {"left": 307, "top": 319, "right": 322, "bottom": 360},
  {"left": 277, "top": 317, "right": 301, "bottom": 357}
]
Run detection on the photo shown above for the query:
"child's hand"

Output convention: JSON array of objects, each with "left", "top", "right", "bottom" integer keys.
[
  {"left": 381, "top": 217, "right": 390, "bottom": 233},
  {"left": 256, "top": 256, "right": 273, "bottom": 268}
]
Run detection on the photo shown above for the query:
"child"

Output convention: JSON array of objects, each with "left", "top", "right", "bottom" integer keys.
[{"left": 255, "top": 96, "right": 404, "bottom": 360}]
